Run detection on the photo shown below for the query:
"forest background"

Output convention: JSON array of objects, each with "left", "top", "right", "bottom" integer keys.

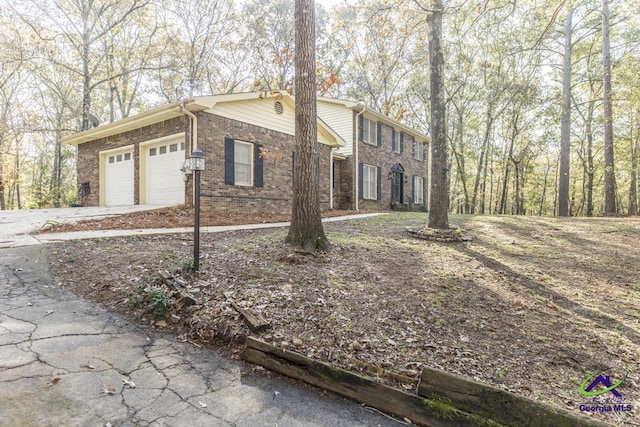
[{"left": 0, "top": 0, "right": 638, "bottom": 218}]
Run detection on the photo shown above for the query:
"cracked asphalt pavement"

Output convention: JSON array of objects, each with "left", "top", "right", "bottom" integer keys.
[{"left": 0, "top": 245, "right": 398, "bottom": 427}]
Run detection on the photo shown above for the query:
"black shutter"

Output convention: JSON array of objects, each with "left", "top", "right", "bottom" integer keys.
[
  {"left": 358, "top": 114, "right": 364, "bottom": 141},
  {"left": 423, "top": 177, "right": 427, "bottom": 205},
  {"left": 376, "top": 166, "right": 382, "bottom": 200},
  {"left": 392, "top": 129, "right": 397, "bottom": 152},
  {"left": 254, "top": 143, "right": 264, "bottom": 187},
  {"left": 377, "top": 122, "right": 382, "bottom": 147},
  {"left": 358, "top": 162, "right": 363, "bottom": 199},
  {"left": 412, "top": 174, "right": 416, "bottom": 201},
  {"left": 412, "top": 140, "right": 416, "bottom": 158},
  {"left": 224, "top": 137, "right": 235, "bottom": 185},
  {"left": 400, "top": 132, "right": 404, "bottom": 153},
  {"left": 423, "top": 144, "right": 428, "bottom": 162}
]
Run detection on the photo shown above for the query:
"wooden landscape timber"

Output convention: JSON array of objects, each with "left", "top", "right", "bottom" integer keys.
[
  {"left": 419, "top": 367, "right": 610, "bottom": 427},
  {"left": 243, "top": 337, "right": 486, "bottom": 426},
  {"left": 159, "top": 271, "right": 197, "bottom": 307},
  {"left": 242, "top": 337, "right": 611, "bottom": 427},
  {"left": 229, "top": 300, "right": 271, "bottom": 332}
]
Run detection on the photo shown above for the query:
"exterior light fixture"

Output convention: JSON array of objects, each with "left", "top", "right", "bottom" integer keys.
[
  {"left": 189, "top": 148, "right": 206, "bottom": 272},
  {"left": 188, "top": 148, "right": 206, "bottom": 171}
]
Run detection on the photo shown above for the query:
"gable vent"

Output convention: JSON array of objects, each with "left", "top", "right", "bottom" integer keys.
[{"left": 274, "top": 101, "right": 284, "bottom": 115}]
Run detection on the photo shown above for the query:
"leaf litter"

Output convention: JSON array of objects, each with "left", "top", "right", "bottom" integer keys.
[{"left": 47, "top": 211, "right": 640, "bottom": 426}]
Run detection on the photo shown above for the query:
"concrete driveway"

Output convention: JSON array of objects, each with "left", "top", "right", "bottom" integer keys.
[
  {"left": 0, "top": 205, "right": 165, "bottom": 248},
  {"left": 0, "top": 245, "right": 397, "bottom": 426}
]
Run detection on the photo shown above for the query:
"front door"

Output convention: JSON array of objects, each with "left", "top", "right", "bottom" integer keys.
[{"left": 391, "top": 170, "right": 403, "bottom": 204}]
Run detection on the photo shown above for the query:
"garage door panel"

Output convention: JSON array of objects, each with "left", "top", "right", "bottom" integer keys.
[
  {"left": 146, "top": 141, "right": 185, "bottom": 205},
  {"left": 105, "top": 150, "right": 134, "bottom": 206}
]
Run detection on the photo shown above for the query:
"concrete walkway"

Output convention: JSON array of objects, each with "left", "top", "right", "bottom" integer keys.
[
  {"left": 6, "top": 212, "right": 385, "bottom": 248},
  {"left": 0, "top": 245, "right": 396, "bottom": 426},
  {"left": 0, "top": 205, "right": 170, "bottom": 249}
]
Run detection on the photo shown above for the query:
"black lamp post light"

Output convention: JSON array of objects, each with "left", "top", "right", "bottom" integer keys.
[{"left": 188, "top": 148, "right": 206, "bottom": 272}]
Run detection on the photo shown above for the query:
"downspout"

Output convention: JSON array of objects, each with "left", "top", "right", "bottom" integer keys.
[
  {"left": 179, "top": 101, "right": 197, "bottom": 152},
  {"left": 178, "top": 100, "right": 198, "bottom": 205},
  {"left": 329, "top": 149, "right": 334, "bottom": 210},
  {"left": 354, "top": 106, "right": 365, "bottom": 211}
]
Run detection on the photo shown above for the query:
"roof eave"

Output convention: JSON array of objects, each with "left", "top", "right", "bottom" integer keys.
[{"left": 62, "top": 99, "right": 205, "bottom": 146}]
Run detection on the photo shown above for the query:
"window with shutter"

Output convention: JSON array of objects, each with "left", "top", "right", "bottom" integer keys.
[
  {"left": 362, "top": 117, "right": 377, "bottom": 146},
  {"left": 414, "top": 175, "right": 424, "bottom": 204},
  {"left": 362, "top": 164, "right": 378, "bottom": 200},
  {"left": 225, "top": 138, "right": 264, "bottom": 187}
]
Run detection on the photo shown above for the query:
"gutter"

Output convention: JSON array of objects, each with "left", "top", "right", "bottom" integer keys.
[{"left": 354, "top": 106, "right": 365, "bottom": 211}]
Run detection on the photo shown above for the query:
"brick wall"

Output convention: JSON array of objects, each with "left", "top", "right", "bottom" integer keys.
[
  {"left": 197, "top": 112, "right": 332, "bottom": 214},
  {"left": 354, "top": 113, "right": 429, "bottom": 212},
  {"left": 76, "top": 112, "right": 333, "bottom": 214},
  {"left": 77, "top": 117, "right": 187, "bottom": 206},
  {"left": 333, "top": 158, "right": 353, "bottom": 210}
]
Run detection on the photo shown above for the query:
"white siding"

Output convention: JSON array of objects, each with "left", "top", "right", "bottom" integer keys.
[
  {"left": 209, "top": 98, "right": 296, "bottom": 136},
  {"left": 317, "top": 100, "right": 354, "bottom": 156},
  {"left": 208, "top": 97, "right": 337, "bottom": 146}
]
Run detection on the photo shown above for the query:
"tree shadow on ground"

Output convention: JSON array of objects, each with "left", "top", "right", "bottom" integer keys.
[{"left": 453, "top": 244, "right": 640, "bottom": 347}]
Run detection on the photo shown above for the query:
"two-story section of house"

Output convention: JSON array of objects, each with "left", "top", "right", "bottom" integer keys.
[{"left": 318, "top": 98, "right": 430, "bottom": 212}]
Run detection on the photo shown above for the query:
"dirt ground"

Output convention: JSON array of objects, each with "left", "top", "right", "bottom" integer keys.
[{"left": 46, "top": 209, "right": 640, "bottom": 426}]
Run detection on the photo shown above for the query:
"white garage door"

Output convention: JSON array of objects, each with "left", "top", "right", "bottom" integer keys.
[
  {"left": 146, "top": 140, "right": 185, "bottom": 205},
  {"left": 105, "top": 150, "right": 134, "bottom": 206}
]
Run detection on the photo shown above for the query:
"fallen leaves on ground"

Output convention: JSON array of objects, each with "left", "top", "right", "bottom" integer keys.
[
  {"left": 100, "top": 385, "right": 117, "bottom": 395},
  {"left": 48, "top": 213, "right": 640, "bottom": 426}
]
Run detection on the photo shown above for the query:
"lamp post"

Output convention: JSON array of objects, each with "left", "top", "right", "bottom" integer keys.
[{"left": 188, "top": 148, "right": 206, "bottom": 272}]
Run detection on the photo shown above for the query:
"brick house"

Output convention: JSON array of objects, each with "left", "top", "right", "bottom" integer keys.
[
  {"left": 317, "top": 97, "right": 430, "bottom": 211},
  {"left": 63, "top": 92, "right": 430, "bottom": 213}
]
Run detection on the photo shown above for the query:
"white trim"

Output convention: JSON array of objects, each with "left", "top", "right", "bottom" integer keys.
[
  {"left": 414, "top": 142, "right": 425, "bottom": 161},
  {"left": 362, "top": 117, "right": 377, "bottom": 146},
  {"left": 414, "top": 175, "right": 424, "bottom": 205},
  {"left": 233, "top": 140, "right": 254, "bottom": 186},
  {"left": 363, "top": 163, "right": 377, "bottom": 200}
]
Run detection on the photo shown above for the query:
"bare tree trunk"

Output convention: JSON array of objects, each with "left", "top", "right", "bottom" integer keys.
[
  {"left": 499, "top": 157, "right": 510, "bottom": 214},
  {"left": 481, "top": 138, "right": 492, "bottom": 214},
  {"left": 427, "top": 0, "right": 449, "bottom": 229},
  {"left": 0, "top": 164, "right": 5, "bottom": 210},
  {"left": 450, "top": 111, "right": 469, "bottom": 213},
  {"left": 286, "top": 0, "right": 327, "bottom": 252},
  {"left": 51, "top": 135, "right": 62, "bottom": 207},
  {"left": 14, "top": 145, "right": 20, "bottom": 209},
  {"left": 629, "top": 109, "right": 639, "bottom": 215},
  {"left": 513, "top": 159, "right": 521, "bottom": 214},
  {"left": 586, "top": 96, "right": 595, "bottom": 217},
  {"left": 81, "top": 4, "right": 92, "bottom": 131},
  {"left": 553, "top": 153, "right": 559, "bottom": 216},
  {"left": 539, "top": 155, "right": 551, "bottom": 215},
  {"left": 558, "top": 7, "right": 574, "bottom": 217},
  {"left": 472, "top": 107, "right": 493, "bottom": 214},
  {"left": 602, "top": 0, "right": 617, "bottom": 214},
  {"left": 499, "top": 119, "right": 517, "bottom": 215}
]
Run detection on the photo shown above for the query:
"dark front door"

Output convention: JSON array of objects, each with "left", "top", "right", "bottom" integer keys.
[{"left": 391, "top": 170, "right": 403, "bottom": 204}]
